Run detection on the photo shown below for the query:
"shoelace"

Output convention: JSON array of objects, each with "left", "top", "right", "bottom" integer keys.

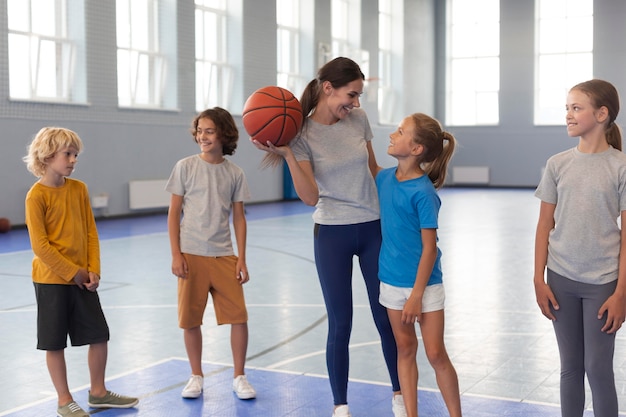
[{"left": 67, "top": 402, "right": 82, "bottom": 412}]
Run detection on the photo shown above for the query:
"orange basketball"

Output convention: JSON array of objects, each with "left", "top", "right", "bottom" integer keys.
[{"left": 242, "top": 86, "right": 303, "bottom": 146}]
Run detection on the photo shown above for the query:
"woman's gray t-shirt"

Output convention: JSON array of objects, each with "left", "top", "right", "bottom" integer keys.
[{"left": 290, "top": 108, "right": 379, "bottom": 225}]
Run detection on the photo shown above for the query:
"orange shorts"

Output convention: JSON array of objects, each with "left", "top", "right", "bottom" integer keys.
[{"left": 178, "top": 254, "right": 248, "bottom": 328}]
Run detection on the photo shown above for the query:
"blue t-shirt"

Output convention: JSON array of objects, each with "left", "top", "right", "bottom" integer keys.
[{"left": 376, "top": 168, "right": 443, "bottom": 288}]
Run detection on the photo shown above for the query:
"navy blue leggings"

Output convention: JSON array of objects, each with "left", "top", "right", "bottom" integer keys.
[
  {"left": 547, "top": 269, "right": 618, "bottom": 417},
  {"left": 314, "top": 220, "right": 400, "bottom": 405}
]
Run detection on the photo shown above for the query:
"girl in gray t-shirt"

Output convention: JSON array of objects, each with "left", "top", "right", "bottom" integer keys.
[{"left": 534, "top": 79, "right": 626, "bottom": 417}]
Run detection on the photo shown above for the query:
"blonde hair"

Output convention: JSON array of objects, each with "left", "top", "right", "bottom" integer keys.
[{"left": 23, "top": 127, "right": 84, "bottom": 177}]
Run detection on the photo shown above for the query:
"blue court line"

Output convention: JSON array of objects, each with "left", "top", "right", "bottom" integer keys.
[{"left": 0, "top": 358, "right": 592, "bottom": 417}]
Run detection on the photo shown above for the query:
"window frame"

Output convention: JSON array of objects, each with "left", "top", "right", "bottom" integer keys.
[
  {"left": 445, "top": 0, "right": 500, "bottom": 127},
  {"left": 7, "top": 0, "right": 86, "bottom": 103}
]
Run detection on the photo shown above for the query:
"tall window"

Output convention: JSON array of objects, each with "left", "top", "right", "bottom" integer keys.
[
  {"left": 117, "top": 0, "right": 176, "bottom": 109},
  {"left": 331, "top": 0, "right": 363, "bottom": 63},
  {"left": 446, "top": 0, "right": 500, "bottom": 126},
  {"left": 277, "top": 0, "right": 306, "bottom": 96},
  {"left": 195, "top": 0, "right": 232, "bottom": 111},
  {"left": 378, "top": 0, "right": 402, "bottom": 125},
  {"left": 535, "top": 0, "right": 593, "bottom": 125},
  {"left": 7, "top": 0, "right": 86, "bottom": 102}
]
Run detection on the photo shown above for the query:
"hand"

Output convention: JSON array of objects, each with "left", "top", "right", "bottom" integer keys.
[
  {"left": 171, "top": 253, "right": 188, "bottom": 279},
  {"left": 534, "top": 280, "right": 559, "bottom": 321},
  {"left": 598, "top": 292, "right": 626, "bottom": 334},
  {"left": 250, "top": 138, "right": 290, "bottom": 158},
  {"left": 84, "top": 272, "right": 100, "bottom": 292},
  {"left": 401, "top": 295, "right": 422, "bottom": 325},
  {"left": 236, "top": 264, "right": 250, "bottom": 284},
  {"left": 72, "top": 269, "right": 90, "bottom": 289}
]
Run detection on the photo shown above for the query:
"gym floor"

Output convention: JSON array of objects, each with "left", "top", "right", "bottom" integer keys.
[{"left": 0, "top": 188, "right": 623, "bottom": 416}]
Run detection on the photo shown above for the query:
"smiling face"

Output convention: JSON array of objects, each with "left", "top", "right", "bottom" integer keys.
[
  {"left": 321, "top": 79, "right": 364, "bottom": 122},
  {"left": 565, "top": 89, "right": 608, "bottom": 138},
  {"left": 195, "top": 117, "right": 223, "bottom": 156},
  {"left": 387, "top": 116, "right": 420, "bottom": 159}
]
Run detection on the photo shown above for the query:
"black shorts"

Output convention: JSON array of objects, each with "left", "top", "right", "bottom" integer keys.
[{"left": 34, "top": 283, "right": 110, "bottom": 350}]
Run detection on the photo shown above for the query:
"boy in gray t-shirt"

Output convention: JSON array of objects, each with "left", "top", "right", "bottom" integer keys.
[{"left": 166, "top": 107, "right": 256, "bottom": 401}]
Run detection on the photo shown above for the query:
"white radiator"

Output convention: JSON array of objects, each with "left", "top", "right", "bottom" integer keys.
[
  {"left": 452, "top": 166, "right": 490, "bottom": 185},
  {"left": 129, "top": 180, "right": 170, "bottom": 209}
]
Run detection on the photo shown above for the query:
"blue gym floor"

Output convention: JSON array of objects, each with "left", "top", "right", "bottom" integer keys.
[{"left": 0, "top": 190, "right": 622, "bottom": 416}]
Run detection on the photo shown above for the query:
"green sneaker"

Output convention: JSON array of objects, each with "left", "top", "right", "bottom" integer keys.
[
  {"left": 87, "top": 390, "right": 138, "bottom": 408},
  {"left": 57, "top": 401, "right": 89, "bottom": 417}
]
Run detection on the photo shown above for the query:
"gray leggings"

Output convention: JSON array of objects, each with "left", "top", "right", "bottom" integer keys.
[{"left": 547, "top": 269, "right": 618, "bottom": 417}]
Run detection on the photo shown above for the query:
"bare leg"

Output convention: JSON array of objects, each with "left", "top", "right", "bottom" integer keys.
[
  {"left": 388, "top": 308, "right": 418, "bottom": 417},
  {"left": 184, "top": 326, "right": 203, "bottom": 376},
  {"left": 231, "top": 323, "right": 248, "bottom": 376},
  {"left": 420, "top": 310, "right": 462, "bottom": 417},
  {"left": 88, "top": 341, "right": 108, "bottom": 397},
  {"left": 47, "top": 350, "right": 72, "bottom": 406}
]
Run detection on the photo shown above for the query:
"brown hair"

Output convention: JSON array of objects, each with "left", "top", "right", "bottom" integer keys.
[
  {"left": 190, "top": 107, "right": 239, "bottom": 155},
  {"left": 300, "top": 57, "right": 365, "bottom": 125},
  {"left": 570, "top": 79, "right": 622, "bottom": 151},
  {"left": 408, "top": 113, "right": 456, "bottom": 189}
]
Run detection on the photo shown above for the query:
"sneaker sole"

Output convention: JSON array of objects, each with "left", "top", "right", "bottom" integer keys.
[
  {"left": 181, "top": 391, "right": 202, "bottom": 399},
  {"left": 235, "top": 392, "right": 256, "bottom": 400},
  {"left": 87, "top": 399, "right": 139, "bottom": 408}
]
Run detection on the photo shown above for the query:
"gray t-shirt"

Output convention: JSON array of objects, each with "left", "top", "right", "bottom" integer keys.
[
  {"left": 289, "top": 108, "right": 379, "bottom": 225},
  {"left": 166, "top": 155, "right": 250, "bottom": 257},
  {"left": 535, "top": 146, "right": 626, "bottom": 284}
]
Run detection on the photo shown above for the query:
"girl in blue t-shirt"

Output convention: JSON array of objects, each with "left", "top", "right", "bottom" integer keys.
[{"left": 375, "top": 113, "right": 462, "bottom": 417}]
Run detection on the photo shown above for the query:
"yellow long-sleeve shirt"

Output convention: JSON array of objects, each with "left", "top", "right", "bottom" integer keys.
[{"left": 25, "top": 178, "right": 100, "bottom": 284}]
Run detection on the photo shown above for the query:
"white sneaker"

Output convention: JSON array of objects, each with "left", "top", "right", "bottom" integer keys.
[
  {"left": 332, "top": 404, "right": 352, "bottom": 417},
  {"left": 392, "top": 394, "right": 408, "bottom": 417},
  {"left": 182, "top": 375, "right": 203, "bottom": 398},
  {"left": 232, "top": 374, "right": 256, "bottom": 399}
]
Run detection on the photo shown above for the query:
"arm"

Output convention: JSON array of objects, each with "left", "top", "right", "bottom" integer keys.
[
  {"left": 366, "top": 141, "right": 383, "bottom": 177},
  {"left": 83, "top": 191, "right": 101, "bottom": 292},
  {"left": 251, "top": 139, "right": 319, "bottom": 206},
  {"left": 597, "top": 210, "right": 626, "bottom": 333},
  {"left": 232, "top": 201, "right": 249, "bottom": 284},
  {"left": 534, "top": 201, "right": 559, "bottom": 320},
  {"left": 167, "top": 193, "right": 188, "bottom": 278},
  {"left": 25, "top": 192, "right": 81, "bottom": 283},
  {"left": 403, "top": 228, "right": 438, "bottom": 324}
]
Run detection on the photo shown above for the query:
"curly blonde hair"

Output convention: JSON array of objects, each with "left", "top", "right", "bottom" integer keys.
[{"left": 23, "top": 127, "right": 84, "bottom": 177}]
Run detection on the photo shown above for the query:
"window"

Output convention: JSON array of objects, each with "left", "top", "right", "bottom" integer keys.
[
  {"left": 7, "top": 0, "right": 86, "bottom": 103},
  {"left": 534, "top": 0, "right": 593, "bottom": 125},
  {"left": 331, "top": 0, "right": 369, "bottom": 101},
  {"left": 195, "top": 0, "right": 232, "bottom": 111},
  {"left": 378, "top": 0, "right": 402, "bottom": 125},
  {"left": 446, "top": 0, "right": 500, "bottom": 126},
  {"left": 331, "top": 0, "right": 363, "bottom": 63},
  {"left": 277, "top": 0, "right": 307, "bottom": 96},
  {"left": 116, "top": 0, "right": 176, "bottom": 109}
]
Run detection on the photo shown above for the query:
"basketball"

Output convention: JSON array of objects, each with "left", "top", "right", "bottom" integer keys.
[
  {"left": 242, "top": 86, "right": 303, "bottom": 147},
  {"left": 0, "top": 218, "right": 10, "bottom": 233}
]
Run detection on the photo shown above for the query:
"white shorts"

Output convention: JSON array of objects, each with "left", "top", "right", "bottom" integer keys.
[{"left": 379, "top": 282, "right": 445, "bottom": 313}]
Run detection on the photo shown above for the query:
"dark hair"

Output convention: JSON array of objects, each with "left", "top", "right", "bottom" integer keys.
[
  {"left": 408, "top": 113, "right": 456, "bottom": 189},
  {"left": 190, "top": 107, "right": 239, "bottom": 155},
  {"left": 570, "top": 79, "right": 622, "bottom": 151},
  {"left": 300, "top": 57, "right": 365, "bottom": 125}
]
